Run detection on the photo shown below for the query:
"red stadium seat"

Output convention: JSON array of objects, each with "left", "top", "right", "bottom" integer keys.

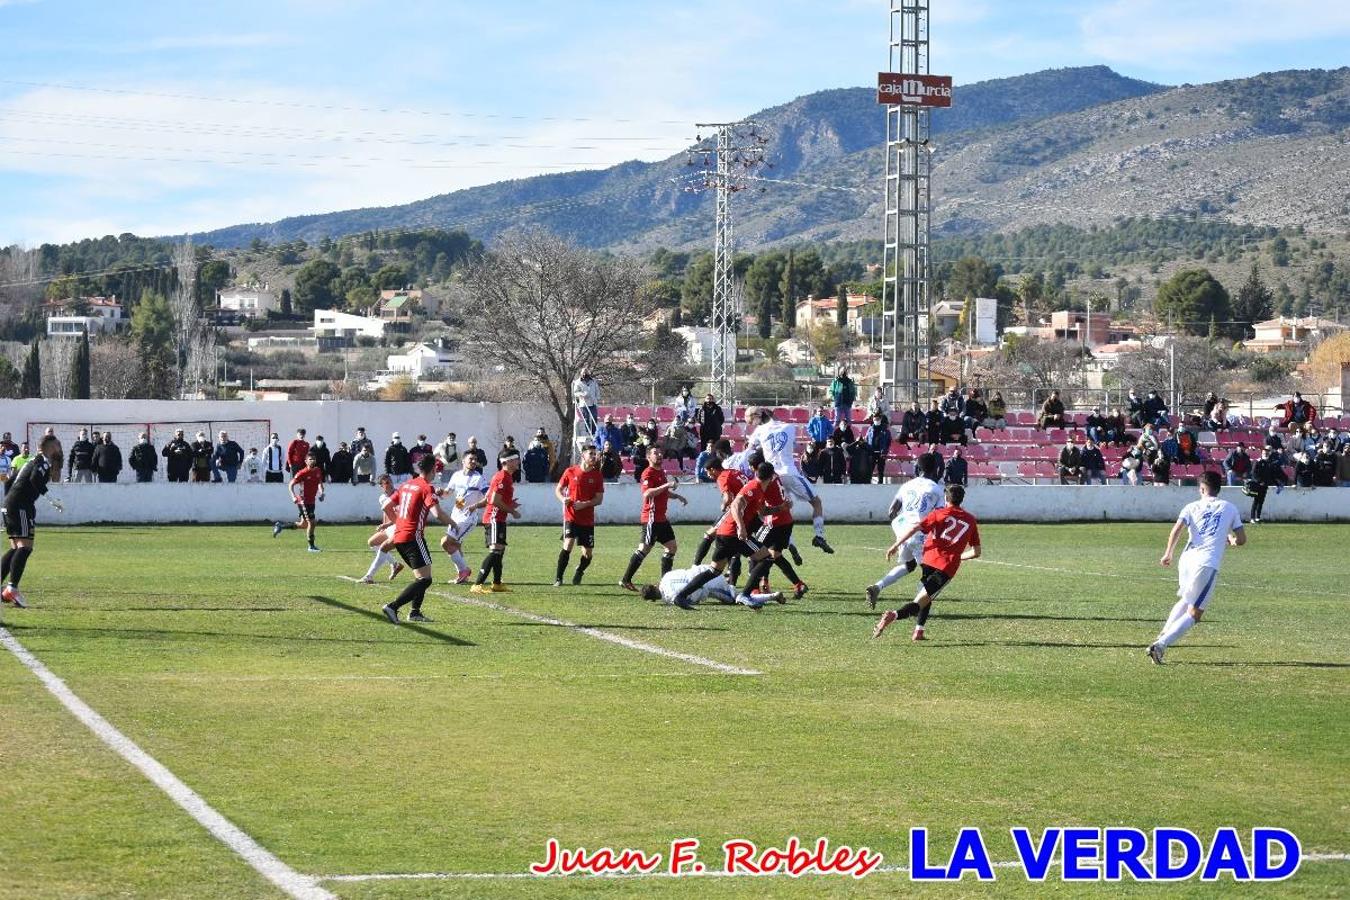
[
  {"left": 787, "top": 407, "right": 810, "bottom": 424},
  {"left": 656, "top": 408, "right": 675, "bottom": 422}
]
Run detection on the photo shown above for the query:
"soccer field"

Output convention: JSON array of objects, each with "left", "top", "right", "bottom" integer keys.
[{"left": 1, "top": 522, "right": 1347, "bottom": 898}]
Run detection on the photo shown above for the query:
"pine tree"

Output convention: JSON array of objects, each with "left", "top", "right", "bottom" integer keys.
[
  {"left": 1232, "top": 262, "right": 1274, "bottom": 339},
  {"left": 757, "top": 293, "right": 772, "bottom": 339},
  {"left": 21, "top": 339, "right": 40, "bottom": 398},
  {"left": 835, "top": 284, "right": 848, "bottom": 329},
  {"left": 68, "top": 331, "right": 91, "bottom": 399}
]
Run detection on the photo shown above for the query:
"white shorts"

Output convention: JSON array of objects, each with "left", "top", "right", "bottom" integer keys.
[
  {"left": 780, "top": 471, "right": 817, "bottom": 503},
  {"left": 890, "top": 523, "right": 924, "bottom": 564},
  {"left": 444, "top": 518, "right": 476, "bottom": 544},
  {"left": 1177, "top": 554, "right": 1219, "bottom": 610}
]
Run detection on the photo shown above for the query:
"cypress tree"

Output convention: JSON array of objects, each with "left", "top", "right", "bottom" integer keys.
[{"left": 21, "top": 339, "right": 40, "bottom": 398}]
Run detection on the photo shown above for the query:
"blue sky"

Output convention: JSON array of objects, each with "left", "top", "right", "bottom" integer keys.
[{"left": 0, "top": 0, "right": 1344, "bottom": 246}]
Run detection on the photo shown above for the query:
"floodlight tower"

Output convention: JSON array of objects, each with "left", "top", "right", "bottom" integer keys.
[
  {"left": 877, "top": 0, "right": 949, "bottom": 405},
  {"left": 676, "top": 122, "right": 769, "bottom": 406}
]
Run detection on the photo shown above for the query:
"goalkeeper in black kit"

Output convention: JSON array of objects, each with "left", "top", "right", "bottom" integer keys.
[{"left": 2, "top": 447, "right": 62, "bottom": 609}]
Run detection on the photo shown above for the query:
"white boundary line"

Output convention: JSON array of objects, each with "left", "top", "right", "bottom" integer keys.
[
  {"left": 319, "top": 854, "right": 1350, "bottom": 882},
  {"left": 0, "top": 626, "right": 334, "bottom": 900}
]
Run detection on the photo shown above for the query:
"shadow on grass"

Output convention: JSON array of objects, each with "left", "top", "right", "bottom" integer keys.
[
  {"left": 1180, "top": 660, "right": 1350, "bottom": 669},
  {"left": 309, "top": 595, "right": 474, "bottom": 646},
  {"left": 502, "top": 622, "right": 730, "bottom": 633},
  {"left": 927, "top": 641, "right": 1236, "bottom": 650},
  {"left": 90, "top": 606, "right": 294, "bottom": 613},
  {"left": 3, "top": 623, "right": 398, "bottom": 647},
  {"left": 781, "top": 609, "right": 1158, "bottom": 624}
]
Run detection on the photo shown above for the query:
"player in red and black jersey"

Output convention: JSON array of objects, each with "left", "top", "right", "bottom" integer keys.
[
  {"left": 872, "top": 483, "right": 981, "bottom": 641},
  {"left": 554, "top": 444, "right": 605, "bottom": 586},
  {"left": 753, "top": 473, "right": 807, "bottom": 600},
  {"left": 669, "top": 462, "right": 778, "bottom": 611},
  {"left": 691, "top": 453, "right": 744, "bottom": 567},
  {"left": 471, "top": 450, "right": 521, "bottom": 593},
  {"left": 620, "top": 446, "right": 688, "bottom": 591},
  {"left": 379, "top": 455, "right": 451, "bottom": 623},
  {"left": 273, "top": 452, "right": 325, "bottom": 551}
]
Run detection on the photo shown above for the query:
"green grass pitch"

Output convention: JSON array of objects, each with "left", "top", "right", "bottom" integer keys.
[{"left": 0, "top": 521, "right": 1346, "bottom": 898}]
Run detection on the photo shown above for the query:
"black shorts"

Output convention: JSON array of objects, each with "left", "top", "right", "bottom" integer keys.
[
  {"left": 712, "top": 533, "right": 759, "bottom": 563},
  {"left": 297, "top": 503, "right": 316, "bottom": 523},
  {"left": 393, "top": 537, "right": 432, "bottom": 570},
  {"left": 265, "top": 471, "right": 285, "bottom": 483},
  {"left": 640, "top": 520, "right": 676, "bottom": 547},
  {"left": 918, "top": 564, "right": 953, "bottom": 599},
  {"left": 562, "top": 522, "right": 594, "bottom": 548},
  {"left": 754, "top": 522, "right": 793, "bottom": 550},
  {"left": 2, "top": 506, "right": 35, "bottom": 540},
  {"left": 484, "top": 520, "right": 508, "bottom": 547}
]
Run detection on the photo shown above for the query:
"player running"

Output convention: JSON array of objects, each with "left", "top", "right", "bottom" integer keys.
[
  {"left": 380, "top": 455, "right": 451, "bottom": 624},
  {"left": 872, "top": 483, "right": 981, "bottom": 641},
  {"left": 669, "top": 462, "right": 780, "bottom": 611},
  {"left": 620, "top": 446, "right": 687, "bottom": 590},
  {"left": 2, "top": 446, "right": 62, "bottom": 609},
  {"left": 441, "top": 454, "right": 489, "bottom": 584},
  {"left": 744, "top": 406, "right": 833, "bottom": 553},
  {"left": 1148, "top": 470, "right": 1246, "bottom": 665},
  {"left": 554, "top": 444, "right": 605, "bottom": 586},
  {"left": 471, "top": 450, "right": 521, "bottom": 594},
  {"left": 865, "top": 452, "right": 945, "bottom": 608},
  {"left": 273, "top": 451, "right": 324, "bottom": 551},
  {"left": 357, "top": 474, "right": 404, "bottom": 583},
  {"left": 641, "top": 564, "right": 782, "bottom": 607}
]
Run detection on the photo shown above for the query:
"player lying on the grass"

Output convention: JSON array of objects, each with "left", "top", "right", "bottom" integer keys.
[
  {"left": 743, "top": 406, "right": 833, "bottom": 554},
  {"left": 2, "top": 445, "right": 62, "bottom": 609},
  {"left": 440, "top": 453, "right": 489, "bottom": 584},
  {"left": 471, "top": 450, "right": 521, "bottom": 594},
  {"left": 555, "top": 444, "right": 604, "bottom": 587},
  {"left": 865, "top": 451, "right": 944, "bottom": 609},
  {"left": 669, "top": 462, "right": 781, "bottom": 610},
  {"left": 872, "top": 483, "right": 981, "bottom": 642},
  {"left": 272, "top": 451, "right": 324, "bottom": 551},
  {"left": 620, "top": 446, "right": 687, "bottom": 590},
  {"left": 641, "top": 564, "right": 782, "bottom": 607},
  {"left": 357, "top": 474, "right": 404, "bottom": 583},
  {"left": 380, "top": 455, "right": 451, "bottom": 624},
  {"left": 1148, "top": 469, "right": 1246, "bottom": 665}
]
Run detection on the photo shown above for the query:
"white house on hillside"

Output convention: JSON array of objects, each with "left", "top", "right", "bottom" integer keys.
[
  {"left": 672, "top": 326, "right": 719, "bottom": 364},
  {"left": 46, "top": 295, "right": 128, "bottom": 337},
  {"left": 312, "top": 309, "right": 387, "bottom": 350},
  {"left": 794, "top": 292, "right": 874, "bottom": 329},
  {"left": 386, "top": 339, "right": 458, "bottom": 378},
  {"left": 219, "top": 286, "right": 278, "bottom": 318}
]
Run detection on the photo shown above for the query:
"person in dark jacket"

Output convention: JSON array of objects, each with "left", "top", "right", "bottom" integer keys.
[
  {"left": 67, "top": 429, "right": 96, "bottom": 483},
  {"left": 162, "top": 429, "right": 193, "bottom": 482},
  {"left": 600, "top": 442, "right": 623, "bottom": 483},
  {"left": 924, "top": 443, "right": 946, "bottom": 482},
  {"left": 522, "top": 438, "right": 551, "bottom": 483},
  {"left": 944, "top": 447, "right": 968, "bottom": 486},
  {"left": 327, "top": 441, "right": 354, "bottom": 484},
  {"left": 1246, "top": 447, "right": 1289, "bottom": 522},
  {"left": 189, "top": 432, "right": 214, "bottom": 483},
  {"left": 699, "top": 394, "right": 724, "bottom": 447},
  {"left": 1058, "top": 437, "right": 1082, "bottom": 485},
  {"left": 899, "top": 402, "right": 926, "bottom": 445},
  {"left": 1223, "top": 442, "right": 1252, "bottom": 486},
  {"left": 846, "top": 435, "right": 874, "bottom": 485},
  {"left": 1085, "top": 408, "right": 1108, "bottom": 444},
  {"left": 384, "top": 433, "right": 411, "bottom": 483},
  {"left": 92, "top": 433, "right": 123, "bottom": 483},
  {"left": 924, "top": 401, "right": 943, "bottom": 445},
  {"left": 498, "top": 436, "right": 523, "bottom": 483},
  {"left": 820, "top": 437, "right": 847, "bottom": 484},
  {"left": 865, "top": 414, "right": 892, "bottom": 483},
  {"left": 129, "top": 433, "right": 158, "bottom": 482},
  {"left": 1081, "top": 440, "right": 1106, "bottom": 484},
  {"left": 1038, "top": 390, "right": 1066, "bottom": 430},
  {"left": 408, "top": 435, "right": 434, "bottom": 471},
  {"left": 212, "top": 430, "right": 246, "bottom": 482},
  {"left": 1142, "top": 390, "right": 1169, "bottom": 427},
  {"left": 619, "top": 415, "right": 640, "bottom": 456},
  {"left": 464, "top": 436, "right": 488, "bottom": 469},
  {"left": 962, "top": 389, "right": 988, "bottom": 434},
  {"left": 307, "top": 435, "right": 332, "bottom": 481},
  {"left": 940, "top": 409, "right": 967, "bottom": 446}
]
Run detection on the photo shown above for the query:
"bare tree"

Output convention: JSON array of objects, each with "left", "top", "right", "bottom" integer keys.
[
  {"left": 41, "top": 337, "right": 77, "bottom": 400},
  {"left": 1107, "top": 337, "right": 1234, "bottom": 409},
  {"left": 459, "top": 230, "right": 654, "bottom": 465},
  {"left": 169, "top": 240, "right": 215, "bottom": 397},
  {"left": 91, "top": 338, "right": 144, "bottom": 399},
  {"left": 973, "top": 336, "right": 1086, "bottom": 407}
]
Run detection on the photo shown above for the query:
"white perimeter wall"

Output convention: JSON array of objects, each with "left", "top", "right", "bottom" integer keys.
[{"left": 35, "top": 481, "right": 1350, "bottom": 525}]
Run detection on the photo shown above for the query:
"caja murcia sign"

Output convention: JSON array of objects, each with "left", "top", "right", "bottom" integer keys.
[{"left": 878, "top": 72, "right": 953, "bottom": 107}]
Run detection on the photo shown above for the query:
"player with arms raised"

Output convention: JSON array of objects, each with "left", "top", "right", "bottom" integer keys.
[
  {"left": 744, "top": 406, "right": 833, "bottom": 554},
  {"left": 865, "top": 452, "right": 945, "bottom": 608},
  {"left": 1148, "top": 470, "right": 1246, "bottom": 665},
  {"left": 872, "top": 483, "right": 981, "bottom": 641},
  {"left": 380, "top": 455, "right": 451, "bottom": 623},
  {"left": 441, "top": 454, "right": 489, "bottom": 584},
  {"left": 554, "top": 444, "right": 605, "bottom": 586}
]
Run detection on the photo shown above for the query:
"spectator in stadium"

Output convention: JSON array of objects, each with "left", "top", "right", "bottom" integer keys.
[
  {"left": 67, "top": 429, "right": 96, "bottom": 483},
  {"left": 820, "top": 436, "right": 847, "bottom": 484},
  {"left": 308, "top": 435, "right": 332, "bottom": 481},
  {"left": 636, "top": 418, "right": 660, "bottom": 455},
  {"left": 1127, "top": 389, "right": 1147, "bottom": 428},
  {"left": 408, "top": 434, "right": 434, "bottom": 473},
  {"left": 600, "top": 441, "right": 623, "bottom": 483},
  {"left": 940, "top": 387, "right": 964, "bottom": 417},
  {"left": 962, "top": 389, "right": 988, "bottom": 434},
  {"left": 522, "top": 435, "right": 551, "bottom": 483},
  {"left": 1135, "top": 423, "right": 1160, "bottom": 459},
  {"left": 263, "top": 433, "right": 285, "bottom": 484},
  {"left": 1176, "top": 427, "right": 1202, "bottom": 465},
  {"left": 800, "top": 442, "right": 822, "bottom": 482},
  {"left": 598, "top": 415, "right": 623, "bottom": 458},
  {"left": 1158, "top": 428, "right": 1180, "bottom": 464},
  {"left": 434, "top": 432, "right": 458, "bottom": 475},
  {"left": 0, "top": 432, "right": 16, "bottom": 459},
  {"left": 1037, "top": 390, "right": 1066, "bottom": 430},
  {"left": 189, "top": 431, "right": 213, "bottom": 483},
  {"left": 213, "top": 430, "right": 245, "bottom": 483},
  {"left": 694, "top": 441, "right": 717, "bottom": 484},
  {"left": 807, "top": 406, "right": 833, "bottom": 446},
  {"left": 1293, "top": 444, "right": 1317, "bottom": 488},
  {"left": 92, "top": 433, "right": 122, "bottom": 483},
  {"left": 286, "top": 428, "right": 309, "bottom": 475},
  {"left": 498, "top": 436, "right": 524, "bottom": 483},
  {"left": 1149, "top": 444, "right": 1172, "bottom": 486},
  {"left": 351, "top": 444, "right": 375, "bottom": 484},
  {"left": 328, "top": 441, "right": 354, "bottom": 484},
  {"left": 899, "top": 401, "right": 926, "bottom": 445},
  {"left": 10, "top": 442, "right": 32, "bottom": 474},
  {"left": 940, "top": 408, "right": 967, "bottom": 446},
  {"left": 1338, "top": 443, "right": 1350, "bottom": 487},
  {"left": 673, "top": 385, "right": 699, "bottom": 424},
  {"left": 830, "top": 419, "right": 855, "bottom": 447},
  {"left": 1223, "top": 442, "right": 1253, "bottom": 486},
  {"left": 1263, "top": 424, "right": 1285, "bottom": 461},
  {"left": 944, "top": 446, "right": 969, "bottom": 487},
  {"left": 924, "top": 400, "right": 943, "bottom": 445},
  {"left": 243, "top": 448, "right": 262, "bottom": 483},
  {"left": 1106, "top": 407, "right": 1130, "bottom": 445},
  {"left": 1314, "top": 441, "right": 1338, "bottom": 487},
  {"left": 1206, "top": 399, "right": 1231, "bottom": 432},
  {"left": 925, "top": 442, "right": 946, "bottom": 482},
  {"left": 351, "top": 426, "right": 374, "bottom": 457},
  {"left": 1085, "top": 407, "right": 1107, "bottom": 444},
  {"left": 1278, "top": 392, "right": 1316, "bottom": 429},
  {"left": 572, "top": 367, "right": 600, "bottom": 436},
  {"left": 866, "top": 386, "right": 891, "bottom": 426},
  {"left": 1058, "top": 436, "right": 1082, "bottom": 485},
  {"left": 38, "top": 427, "right": 63, "bottom": 476},
  {"left": 1081, "top": 440, "right": 1107, "bottom": 485},
  {"left": 829, "top": 365, "right": 858, "bottom": 429},
  {"left": 464, "top": 436, "right": 488, "bottom": 469},
  {"left": 985, "top": 392, "right": 1007, "bottom": 429},
  {"left": 846, "top": 432, "right": 874, "bottom": 485},
  {"left": 619, "top": 414, "right": 640, "bottom": 456},
  {"left": 384, "top": 432, "right": 412, "bottom": 484},
  {"left": 1119, "top": 447, "right": 1144, "bottom": 486},
  {"left": 162, "top": 429, "right": 192, "bottom": 482},
  {"left": 865, "top": 413, "right": 892, "bottom": 483},
  {"left": 1143, "top": 390, "right": 1169, "bottom": 427},
  {"left": 699, "top": 393, "right": 724, "bottom": 447},
  {"left": 1248, "top": 447, "right": 1289, "bottom": 522},
  {"left": 129, "top": 433, "right": 157, "bottom": 482}
]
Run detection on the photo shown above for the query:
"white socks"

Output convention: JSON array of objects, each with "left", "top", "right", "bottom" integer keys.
[
  {"left": 1164, "top": 599, "right": 1190, "bottom": 629},
  {"left": 1157, "top": 611, "right": 1197, "bottom": 649},
  {"left": 812, "top": 515, "right": 825, "bottom": 538},
  {"left": 875, "top": 564, "right": 911, "bottom": 590},
  {"left": 364, "top": 549, "right": 391, "bottom": 580},
  {"left": 449, "top": 549, "right": 467, "bottom": 570}
]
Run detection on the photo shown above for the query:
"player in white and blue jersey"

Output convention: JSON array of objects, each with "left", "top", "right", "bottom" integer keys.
[
  {"left": 1148, "top": 470, "right": 1246, "bottom": 665},
  {"left": 439, "top": 454, "right": 489, "bottom": 583},
  {"left": 865, "top": 452, "right": 945, "bottom": 609},
  {"left": 744, "top": 407, "right": 833, "bottom": 553},
  {"left": 641, "top": 564, "right": 783, "bottom": 608}
]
